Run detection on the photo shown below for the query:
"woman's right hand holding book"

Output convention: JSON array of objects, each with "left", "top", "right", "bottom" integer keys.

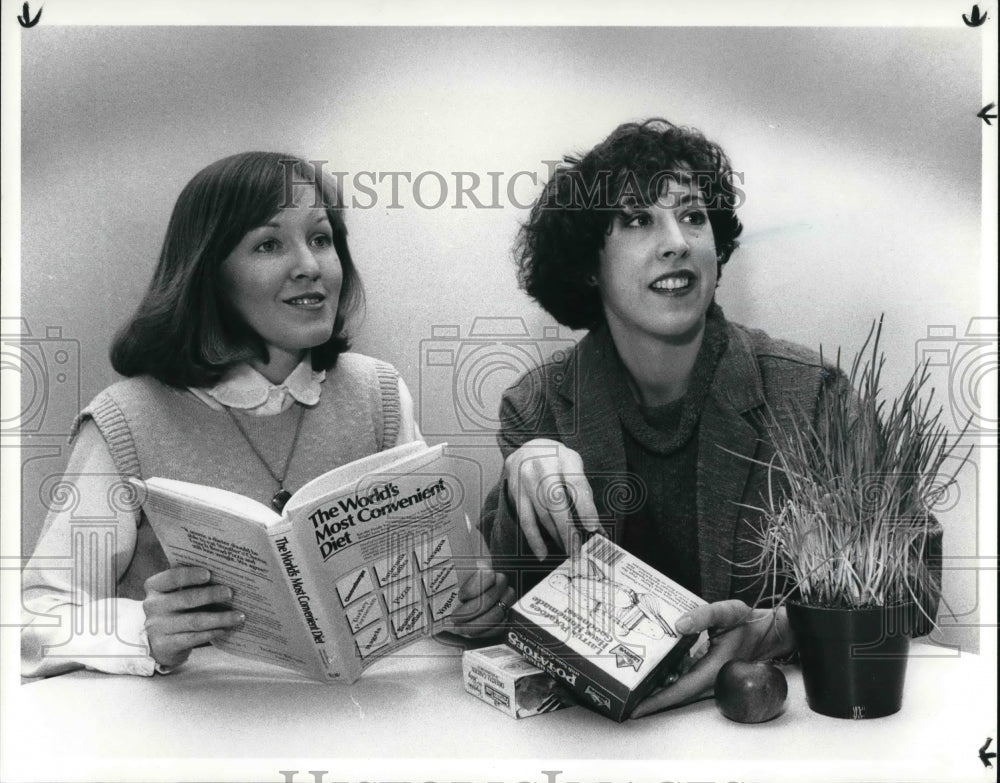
[{"left": 142, "top": 567, "right": 245, "bottom": 669}]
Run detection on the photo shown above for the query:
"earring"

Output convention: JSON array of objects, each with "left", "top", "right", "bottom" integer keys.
[{"left": 586, "top": 274, "right": 599, "bottom": 286}]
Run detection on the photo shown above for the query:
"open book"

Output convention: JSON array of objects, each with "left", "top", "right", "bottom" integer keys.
[
  {"left": 133, "top": 441, "right": 478, "bottom": 683},
  {"left": 506, "top": 535, "right": 709, "bottom": 721}
]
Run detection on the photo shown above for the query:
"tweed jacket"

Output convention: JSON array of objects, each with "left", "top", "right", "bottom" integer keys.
[{"left": 481, "top": 316, "right": 843, "bottom": 604}]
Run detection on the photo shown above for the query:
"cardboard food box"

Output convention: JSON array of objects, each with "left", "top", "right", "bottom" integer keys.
[
  {"left": 505, "top": 535, "right": 709, "bottom": 722},
  {"left": 462, "top": 643, "right": 576, "bottom": 719}
]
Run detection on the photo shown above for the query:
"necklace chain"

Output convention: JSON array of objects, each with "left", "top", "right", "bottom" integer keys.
[{"left": 225, "top": 404, "right": 306, "bottom": 510}]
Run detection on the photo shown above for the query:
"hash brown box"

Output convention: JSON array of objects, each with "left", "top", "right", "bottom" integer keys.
[
  {"left": 462, "top": 644, "right": 576, "bottom": 719},
  {"left": 505, "top": 535, "right": 708, "bottom": 722}
]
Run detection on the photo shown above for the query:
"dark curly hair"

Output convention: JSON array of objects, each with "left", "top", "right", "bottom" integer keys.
[
  {"left": 516, "top": 118, "right": 744, "bottom": 330},
  {"left": 111, "top": 152, "right": 364, "bottom": 387}
]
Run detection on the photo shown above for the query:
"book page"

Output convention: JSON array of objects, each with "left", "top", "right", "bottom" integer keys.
[
  {"left": 137, "top": 476, "right": 279, "bottom": 528},
  {"left": 284, "top": 440, "right": 430, "bottom": 515},
  {"left": 136, "top": 478, "right": 325, "bottom": 680},
  {"left": 284, "top": 445, "right": 480, "bottom": 681}
]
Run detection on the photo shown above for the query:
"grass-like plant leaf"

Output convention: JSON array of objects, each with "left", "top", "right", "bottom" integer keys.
[{"left": 746, "top": 316, "right": 971, "bottom": 618}]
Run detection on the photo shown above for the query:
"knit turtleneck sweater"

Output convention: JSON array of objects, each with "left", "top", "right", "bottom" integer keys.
[{"left": 605, "top": 303, "right": 730, "bottom": 595}]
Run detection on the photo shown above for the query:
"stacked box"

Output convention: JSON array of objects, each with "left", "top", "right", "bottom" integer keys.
[
  {"left": 462, "top": 643, "right": 576, "bottom": 719},
  {"left": 505, "top": 535, "right": 709, "bottom": 722}
]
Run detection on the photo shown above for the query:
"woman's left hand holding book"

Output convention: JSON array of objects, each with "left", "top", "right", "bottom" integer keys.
[{"left": 441, "top": 563, "right": 516, "bottom": 639}]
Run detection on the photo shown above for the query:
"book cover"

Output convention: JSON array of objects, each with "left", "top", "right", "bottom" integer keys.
[{"left": 136, "top": 442, "right": 481, "bottom": 682}]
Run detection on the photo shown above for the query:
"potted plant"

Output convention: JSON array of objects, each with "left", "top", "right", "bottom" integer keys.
[{"left": 746, "top": 317, "right": 969, "bottom": 719}]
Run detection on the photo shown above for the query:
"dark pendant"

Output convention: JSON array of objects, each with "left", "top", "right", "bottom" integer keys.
[{"left": 271, "top": 489, "right": 292, "bottom": 513}]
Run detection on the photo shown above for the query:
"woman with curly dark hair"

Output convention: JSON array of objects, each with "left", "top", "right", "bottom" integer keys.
[
  {"left": 517, "top": 118, "right": 743, "bottom": 332},
  {"left": 451, "top": 118, "right": 850, "bottom": 716}
]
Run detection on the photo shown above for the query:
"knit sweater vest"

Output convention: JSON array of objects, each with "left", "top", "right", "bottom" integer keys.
[{"left": 73, "top": 353, "right": 401, "bottom": 600}]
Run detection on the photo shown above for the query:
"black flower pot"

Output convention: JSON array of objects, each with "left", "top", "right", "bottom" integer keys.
[{"left": 786, "top": 603, "right": 914, "bottom": 719}]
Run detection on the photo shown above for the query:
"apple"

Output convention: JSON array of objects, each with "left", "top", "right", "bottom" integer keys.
[{"left": 714, "top": 660, "right": 788, "bottom": 723}]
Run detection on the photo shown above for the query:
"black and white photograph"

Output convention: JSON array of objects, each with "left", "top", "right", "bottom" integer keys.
[{"left": 1, "top": 2, "right": 996, "bottom": 782}]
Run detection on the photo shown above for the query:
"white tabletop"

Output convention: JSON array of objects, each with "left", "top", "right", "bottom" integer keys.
[{"left": 1, "top": 637, "right": 995, "bottom": 783}]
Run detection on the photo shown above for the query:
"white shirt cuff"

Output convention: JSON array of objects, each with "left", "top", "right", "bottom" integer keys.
[{"left": 23, "top": 599, "right": 160, "bottom": 678}]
